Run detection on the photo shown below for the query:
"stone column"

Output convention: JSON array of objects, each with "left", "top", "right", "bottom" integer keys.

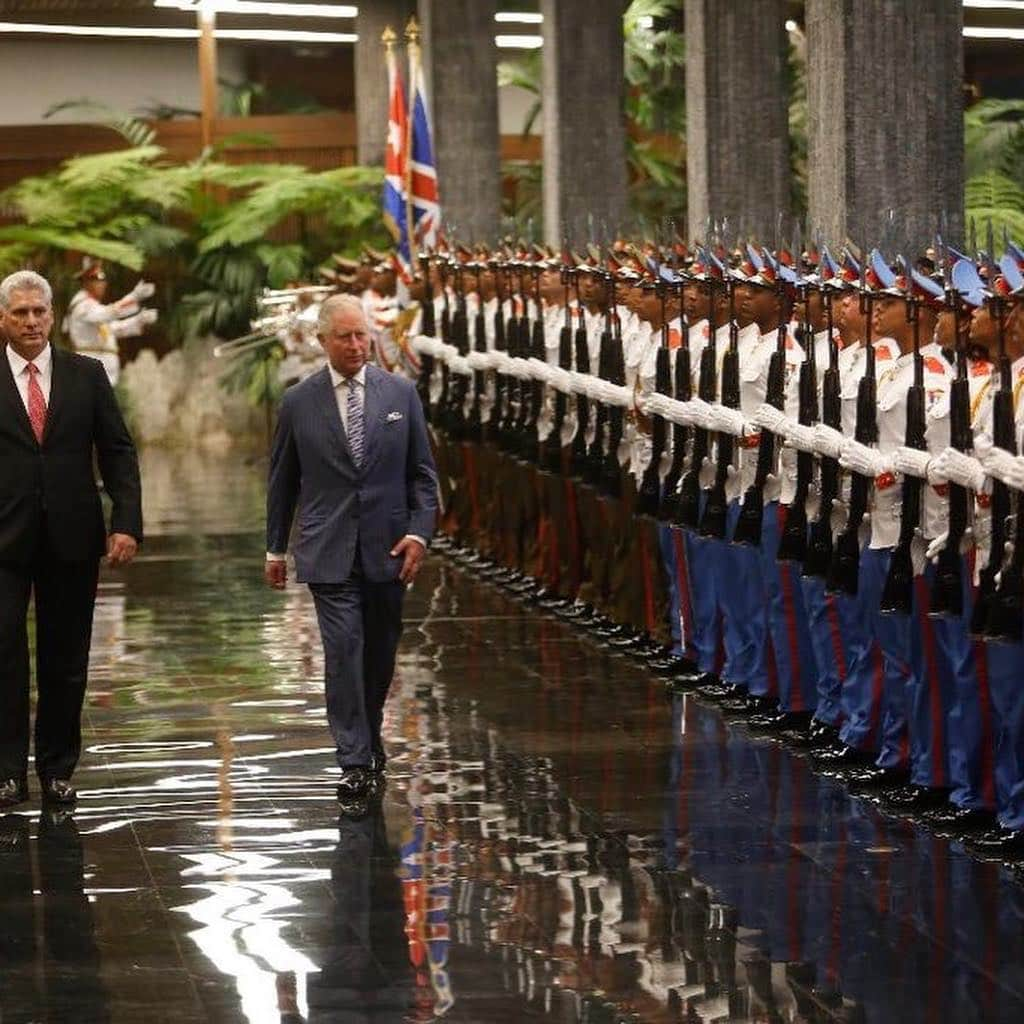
[
  {"left": 417, "top": 0, "right": 501, "bottom": 241},
  {"left": 541, "top": 0, "right": 629, "bottom": 246},
  {"left": 807, "top": 0, "right": 964, "bottom": 249},
  {"left": 684, "top": 0, "right": 790, "bottom": 242},
  {"left": 356, "top": 0, "right": 415, "bottom": 166}
]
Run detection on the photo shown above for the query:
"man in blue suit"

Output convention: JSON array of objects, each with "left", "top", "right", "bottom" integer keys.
[{"left": 265, "top": 294, "right": 438, "bottom": 802}]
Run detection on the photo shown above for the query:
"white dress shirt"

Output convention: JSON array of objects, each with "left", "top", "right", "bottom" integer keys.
[
  {"left": 266, "top": 363, "right": 426, "bottom": 560},
  {"left": 6, "top": 342, "right": 53, "bottom": 412},
  {"left": 328, "top": 362, "right": 365, "bottom": 433}
]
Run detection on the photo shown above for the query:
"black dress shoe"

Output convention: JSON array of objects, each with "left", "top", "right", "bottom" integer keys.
[
  {"left": 813, "top": 743, "right": 875, "bottom": 771},
  {"left": 720, "top": 694, "right": 777, "bottom": 717},
  {"left": 879, "top": 784, "right": 951, "bottom": 812},
  {"left": 336, "top": 766, "right": 373, "bottom": 801},
  {"left": 967, "top": 827, "right": 1024, "bottom": 860},
  {"left": 40, "top": 778, "right": 77, "bottom": 805},
  {"left": 0, "top": 778, "right": 28, "bottom": 809},
  {"left": 844, "top": 765, "right": 909, "bottom": 791},
  {"left": 924, "top": 806, "right": 997, "bottom": 837},
  {"left": 558, "top": 600, "right": 592, "bottom": 620},
  {"left": 651, "top": 656, "right": 700, "bottom": 678},
  {"left": 747, "top": 709, "right": 814, "bottom": 734},
  {"left": 784, "top": 717, "right": 837, "bottom": 749}
]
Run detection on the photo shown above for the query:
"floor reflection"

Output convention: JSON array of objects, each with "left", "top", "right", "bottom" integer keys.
[{"left": 4, "top": 449, "right": 1024, "bottom": 1022}]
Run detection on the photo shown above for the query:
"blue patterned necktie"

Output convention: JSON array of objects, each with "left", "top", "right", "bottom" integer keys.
[{"left": 345, "top": 377, "right": 364, "bottom": 465}]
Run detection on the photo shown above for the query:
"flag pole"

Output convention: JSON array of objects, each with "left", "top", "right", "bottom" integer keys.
[{"left": 404, "top": 16, "right": 420, "bottom": 262}]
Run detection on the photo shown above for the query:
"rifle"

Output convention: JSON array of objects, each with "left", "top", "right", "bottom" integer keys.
[
  {"left": 699, "top": 270, "right": 740, "bottom": 539},
  {"left": 570, "top": 266, "right": 591, "bottom": 479},
  {"left": 465, "top": 263, "right": 487, "bottom": 442},
  {"left": 734, "top": 257, "right": 788, "bottom": 547},
  {"left": 972, "top": 252, "right": 1014, "bottom": 636},
  {"left": 677, "top": 268, "right": 719, "bottom": 529},
  {"left": 584, "top": 272, "right": 613, "bottom": 487},
  {"left": 659, "top": 270, "right": 691, "bottom": 522},
  {"left": 879, "top": 258, "right": 926, "bottom": 615},
  {"left": 600, "top": 270, "right": 626, "bottom": 499},
  {"left": 827, "top": 256, "right": 877, "bottom": 596},
  {"left": 524, "top": 262, "right": 546, "bottom": 465},
  {"left": 803, "top": 274, "right": 842, "bottom": 578},
  {"left": 490, "top": 257, "right": 509, "bottom": 450},
  {"left": 415, "top": 251, "right": 436, "bottom": 414},
  {"left": 508, "top": 262, "right": 529, "bottom": 458},
  {"left": 445, "top": 258, "right": 470, "bottom": 440},
  {"left": 637, "top": 271, "right": 672, "bottom": 516},
  {"left": 542, "top": 257, "right": 574, "bottom": 474},
  {"left": 778, "top": 272, "right": 819, "bottom": 561},
  {"left": 928, "top": 241, "right": 970, "bottom": 618}
]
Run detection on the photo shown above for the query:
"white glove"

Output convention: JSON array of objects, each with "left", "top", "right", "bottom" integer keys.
[
  {"left": 931, "top": 447, "right": 987, "bottom": 492},
  {"left": 128, "top": 279, "right": 156, "bottom": 302},
  {"left": 813, "top": 423, "right": 846, "bottom": 459},
  {"left": 709, "top": 405, "right": 747, "bottom": 437},
  {"left": 752, "top": 403, "right": 790, "bottom": 436},
  {"left": 527, "top": 357, "right": 553, "bottom": 383},
  {"left": 892, "top": 446, "right": 934, "bottom": 482},
  {"left": 977, "top": 436, "right": 1024, "bottom": 490},
  {"left": 926, "top": 527, "right": 974, "bottom": 562},
  {"left": 839, "top": 439, "right": 891, "bottom": 479},
  {"left": 139, "top": 307, "right": 158, "bottom": 326},
  {"left": 676, "top": 397, "right": 709, "bottom": 427},
  {"left": 786, "top": 422, "right": 818, "bottom": 454},
  {"left": 449, "top": 354, "right": 472, "bottom": 377},
  {"left": 548, "top": 367, "right": 574, "bottom": 394},
  {"left": 697, "top": 455, "right": 716, "bottom": 490}
]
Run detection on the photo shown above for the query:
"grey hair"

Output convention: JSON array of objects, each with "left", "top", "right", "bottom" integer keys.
[
  {"left": 317, "top": 293, "right": 367, "bottom": 335},
  {"left": 0, "top": 270, "right": 53, "bottom": 310}
]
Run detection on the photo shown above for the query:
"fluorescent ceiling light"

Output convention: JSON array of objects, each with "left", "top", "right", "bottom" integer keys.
[
  {"left": 154, "top": 1, "right": 357, "bottom": 15},
  {"left": 220, "top": 27, "right": 355, "bottom": 40},
  {"left": 496, "top": 33, "right": 543, "bottom": 48},
  {"left": 963, "top": 25, "right": 1024, "bottom": 37},
  {"left": 963, "top": 1, "right": 1024, "bottom": 9},
  {"left": 0, "top": 21, "right": 354, "bottom": 41},
  {"left": 494, "top": 12, "right": 543, "bottom": 23}
]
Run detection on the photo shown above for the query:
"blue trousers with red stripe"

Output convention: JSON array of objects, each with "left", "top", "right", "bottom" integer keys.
[
  {"left": 659, "top": 523, "right": 683, "bottom": 655},
  {"left": 987, "top": 639, "right": 1024, "bottom": 829},
  {"left": 907, "top": 570, "right": 957, "bottom": 789},
  {"left": 716, "top": 500, "right": 771, "bottom": 695},
  {"left": 759, "top": 502, "right": 818, "bottom": 714},
  {"left": 859, "top": 547, "right": 912, "bottom": 771},
  {"left": 682, "top": 526, "right": 722, "bottom": 674},
  {"left": 933, "top": 557, "right": 997, "bottom": 812}
]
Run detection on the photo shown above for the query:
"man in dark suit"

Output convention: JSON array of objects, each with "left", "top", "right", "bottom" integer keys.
[
  {"left": 265, "top": 294, "right": 438, "bottom": 802},
  {"left": 0, "top": 271, "right": 142, "bottom": 809}
]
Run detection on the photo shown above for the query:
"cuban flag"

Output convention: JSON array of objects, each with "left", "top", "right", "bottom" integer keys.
[
  {"left": 382, "top": 44, "right": 411, "bottom": 272},
  {"left": 408, "top": 55, "right": 441, "bottom": 250}
]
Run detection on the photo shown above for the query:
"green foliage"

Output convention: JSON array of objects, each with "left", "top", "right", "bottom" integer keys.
[
  {"left": 964, "top": 171, "right": 1024, "bottom": 241},
  {"left": 219, "top": 338, "right": 286, "bottom": 408},
  {"left": 497, "top": 52, "right": 542, "bottom": 137},
  {"left": 786, "top": 33, "right": 808, "bottom": 221},
  {"left": 44, "top": 100, "right": 156, "bottom": 147},
  {"left": 964, "top": 101, "right": 1024, "bottom": 241}
]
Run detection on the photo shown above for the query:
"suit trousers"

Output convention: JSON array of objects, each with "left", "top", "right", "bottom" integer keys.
[
  {"left": 0, "top": 534, "right": 100, "bottom": 783},
  {"left": 310, "top": 553, "right": 405, "bottom": 769}
]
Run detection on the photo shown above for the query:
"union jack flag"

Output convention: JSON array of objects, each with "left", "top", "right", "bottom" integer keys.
[{"left": 408, "top": 53, "right": 441, "bottom": 251}]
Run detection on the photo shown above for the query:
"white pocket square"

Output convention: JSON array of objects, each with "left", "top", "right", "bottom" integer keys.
[{"left": 385, "top": 410, "right": 404, "bottom": 422}]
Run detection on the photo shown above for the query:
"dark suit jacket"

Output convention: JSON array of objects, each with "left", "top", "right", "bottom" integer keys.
[
  {"left": 0, "top": 346, "right": 143, "bottom": 563},
  {"left": 266, "top": 363, "right": 438, "bottom": 584}
]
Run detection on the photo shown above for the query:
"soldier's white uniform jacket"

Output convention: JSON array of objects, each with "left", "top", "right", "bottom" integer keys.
[
  {"left": 738, "top": 322, "right": 804, "bottom": 503},
  {"left": 869, "top": 341, "right": 952, "bottom": 549},
  {"left": 965, "top": 353, "right": 1024, "bottom": 570},
  {"left": 63, "top": 289, "right": 148, "bottom": 386}
]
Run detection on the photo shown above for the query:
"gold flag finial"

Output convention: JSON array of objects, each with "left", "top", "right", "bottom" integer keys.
[
  {"left": 405, "top": 15, "right": 421, "bottom": 47},
  {"left": 381, "top": 25, "right": 397, "bottom": 51}
]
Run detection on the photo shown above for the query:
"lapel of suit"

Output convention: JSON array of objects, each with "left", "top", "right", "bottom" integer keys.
[
  {"left": 314, "top": 365, "right": 354, "bottom": 469},
  {"left": 361, "top": 365, "right": 385, "bottom": 471},
  {"left": 1, "top": 346, "right": 40, "bottom": 446},
  {"left": 42, "top": 346, "right": 67, "bottom": 444}
]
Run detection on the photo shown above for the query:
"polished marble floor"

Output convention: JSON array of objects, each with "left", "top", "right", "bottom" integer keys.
[{"left": 3, "top": 449, "right": 1024, "bottom": 1023}]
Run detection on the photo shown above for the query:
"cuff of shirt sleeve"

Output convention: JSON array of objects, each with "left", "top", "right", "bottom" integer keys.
[
  {"left": 405, "top": 534, "right": 428, "bottom": 549},
  {"left": 266, "top": 552, "right": 286, "bottom": 562}
]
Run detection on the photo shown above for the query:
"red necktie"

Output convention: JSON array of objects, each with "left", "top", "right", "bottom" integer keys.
[{"left": 26, "top": 362, "right": 47, "bottom": 443}]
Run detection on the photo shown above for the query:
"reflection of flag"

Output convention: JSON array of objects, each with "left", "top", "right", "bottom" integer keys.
[
  {"left": 408, "top": 53, "right": 441, "bottom": 250},
  {"left": 383, "top": 44, "right": 410, "bottom": 272}
]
